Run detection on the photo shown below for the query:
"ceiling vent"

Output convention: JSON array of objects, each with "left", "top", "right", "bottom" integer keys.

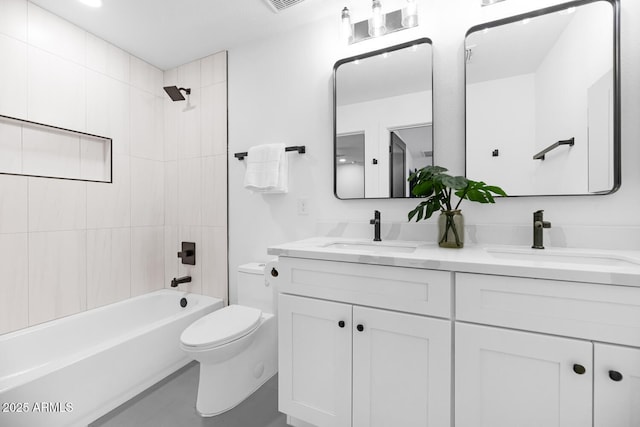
[{"left": 263, "top": 0, "right": 307, "bottom": 12}]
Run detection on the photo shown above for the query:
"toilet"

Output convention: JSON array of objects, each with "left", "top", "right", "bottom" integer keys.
[{"left": 180, "top": 262, "right": 277, "bottom": 417}]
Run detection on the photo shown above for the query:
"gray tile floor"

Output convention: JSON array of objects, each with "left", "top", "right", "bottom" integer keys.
[{"left": 90, "top": 362, "right": 288, "bottom": 427}]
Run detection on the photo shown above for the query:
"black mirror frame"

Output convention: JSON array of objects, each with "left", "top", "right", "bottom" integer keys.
[
  {"left": 333, "top": 37, "right": 434, "bottom": 200},
  {"left": 464, "top": 0, "right": 621, "bottom": 197}
]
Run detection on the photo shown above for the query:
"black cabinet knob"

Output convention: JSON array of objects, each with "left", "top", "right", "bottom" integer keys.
[
  {"left": 338, "top": 321, "right": 345, "bottom": 328},
  {"left": 609, "top": 370, "right": 623, "bottom": 382},
  {"left": 573, "top": 364, "right": 586, "bottom": 375},
  {"left": 356, "top": 324, "right": 364, "bottom": 332},
  {"left": 271, "top": 268, "right": 278, "bottom": 277}
]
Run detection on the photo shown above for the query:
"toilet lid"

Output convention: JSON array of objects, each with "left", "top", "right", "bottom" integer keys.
[{"left": 181, "top": 305, "right": 262, "bottom": 348}]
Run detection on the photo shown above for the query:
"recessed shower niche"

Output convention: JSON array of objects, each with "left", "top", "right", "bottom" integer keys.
[{"left": 0, "top": 114, "right": 112, "bottom": 183}]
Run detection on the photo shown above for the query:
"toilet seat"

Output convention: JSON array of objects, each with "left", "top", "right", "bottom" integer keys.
[{"left": 181, "top": 305, "right": 262, "bottom": 349}]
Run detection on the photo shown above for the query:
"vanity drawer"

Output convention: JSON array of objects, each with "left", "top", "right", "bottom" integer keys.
[
  {"left": 275, "top": 257, "right": 452, "bottom": 318},
  {"left": 456, "top": 273, "right": 640, "bottom": 347}
]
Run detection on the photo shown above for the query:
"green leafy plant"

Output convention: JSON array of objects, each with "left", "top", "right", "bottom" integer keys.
[{"left": 408, "top": 165, "right": 507, "bottom": 246}]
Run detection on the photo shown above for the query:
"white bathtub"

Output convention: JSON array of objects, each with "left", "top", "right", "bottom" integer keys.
[{"left": 0, "top": 289, "right": 223, "bottom": 427}]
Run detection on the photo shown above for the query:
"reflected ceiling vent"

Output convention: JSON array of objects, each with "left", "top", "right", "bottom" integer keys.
[{"left": 263, "top": 0, "right": 306, "bottom": 12}]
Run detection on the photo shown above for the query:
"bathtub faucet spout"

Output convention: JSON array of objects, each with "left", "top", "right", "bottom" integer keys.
[{"left": 171, "top": 276, "right": 192, "bottom": 287}]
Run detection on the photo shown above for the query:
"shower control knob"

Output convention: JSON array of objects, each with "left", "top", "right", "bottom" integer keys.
[
  {"left": 609, "top": 370, "right": 623, "bottom": 382},
  {"left": 573, "top": 364, "right": 586, "bottom": 375},
  {"left": 271, "top": 268, "right": 279, "bottom": 278},
  {"left": 356, "top": 324, "right": 364, "bottom": 332},
  {"left": 338, "top": 321, "right": 345, "bottom": 328}
]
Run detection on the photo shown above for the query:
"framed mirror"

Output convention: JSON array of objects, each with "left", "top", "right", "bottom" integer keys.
[
  {"left": 334, "top": 38, "right": 433, "bottom": 199},
  {"left": 465, "top": 0, "right": 620, "bottom": 196}
]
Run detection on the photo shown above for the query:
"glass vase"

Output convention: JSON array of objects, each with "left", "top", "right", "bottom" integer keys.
[{"left": 438, "top": 210, "right": 464, "bottom": 248}]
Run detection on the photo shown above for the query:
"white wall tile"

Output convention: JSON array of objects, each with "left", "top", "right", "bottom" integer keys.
[
  {"left": 178, "top": 157, "right": 202, "bottom": 226},
  {"left": 106, "top": 43, "right": 130, "bottom": 83},
  {"left": 131, "top": 226, "right": 164, "bottom": 296},
  {"left": 202, "top": 226, "right": 227, "bottom": 303},
  {"left": 163, "top": 67, "right": 177, "bottom": 87},
  {"left": 28, "top": 230, "right": 87, "bottom": 326},
  {"left": 130, "top": 55, "right": 157, "bottom": 94},
  {"left": 154, "top": 96, "right": 164, "bottom": 157},
  {"left": 27, "top": 3, "right": 85, "bottom": 65},
  {"left": 22, "top": 125, "right": 81, "bottom": 179},
  {"left": 164, "top": 225, "right": 178, "bottom": 288},
  {"left": 164, "top": 160, "right": 178, "bottom": 226},
  {"left": 80, "top": 135, "right": 111, "bottom": 182},
  {"left": 0, "top": 175, "right": 27, "bottom": 233},
  {"left": 85, "top": 32, "right": 107, "bottom": 74},
  {"left": 201, "top": 51, "right": 227, "bottom": 87},
  {"left": 107, "top": 77, "right": 130, "bottom": 155},
  {"left": 202, "top": 155, "right": 227, "bottom": 227},
  {"left": 87, "top": 154, "right": 130, "bottom": 229},
  {"left": 201, "top": 82, "right": 227, "bottom": 157},
  {"left": 28, "top": 47, "right": 86, "bottom": 131},
  {"left": 87, "top": 228, "right": 131, "bottom": 309},
  {"left": 178, "top": 90, "right": 201, "bottom": 159},
  {"left": 0, "top": 33, "right": 27, "bottom": 118},
  {"left": 86, "top": 70, "right": 109, "bottom": 136},
  {"left": 163, "top": 98, "right": 179, "bottom": 161},
  {"left": 175, "top": 225, "right": 202, "bottom": 294},
  {"left": 178, "top": 60, "right": 201, "bottom": 90},
  {"left": 131, "top": 158, "right": 164, "bottom": 226},
  {"left": 0, "top": 233, "right": 28, "bottom": 334},
  {"left": 130, "top": 87, "right": 162, "bottom": 160},
  {"left": 28, "top": 177, "right": 86, "bottom": 232},
  {"left": 0, "top": 118, "right": 23, "bottom": 174},
  {"left": 0, "top": 0, "right": 27, "bottom": 41}
]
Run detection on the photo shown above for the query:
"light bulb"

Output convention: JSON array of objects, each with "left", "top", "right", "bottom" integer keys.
[
  {"left": 341, "top": 7, "right": 353, "bottom": 44},
  {"left": 368, "top": 0, "right": 386, "bottom": 37},
  {"left": 402, "top": 0, "right": 418, "bottom": 28}
]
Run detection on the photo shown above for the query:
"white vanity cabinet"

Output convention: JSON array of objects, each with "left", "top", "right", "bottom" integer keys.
[
  {"left": 275, "top": 257, "right": 452, "bottom": 427},
  {"left": 455, "top": 272, "right": 640, "bottom": 427}
]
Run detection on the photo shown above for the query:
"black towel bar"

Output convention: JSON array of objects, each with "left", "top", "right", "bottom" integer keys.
[{"left": 234, "top": 145, "right": 306, "bottom": 160}]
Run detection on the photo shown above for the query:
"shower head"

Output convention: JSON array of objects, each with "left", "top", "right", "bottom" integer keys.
[{"left": 163, "top": 86, "right": 191, "bottom": 101}]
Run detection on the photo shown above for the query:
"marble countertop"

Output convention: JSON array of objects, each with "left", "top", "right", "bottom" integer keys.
[{"left": 267, "top": 237, "right": 640, "bottom": 286}]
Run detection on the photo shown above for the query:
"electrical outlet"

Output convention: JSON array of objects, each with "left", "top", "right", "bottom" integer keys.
[{"left": 297, "top": 198, "right": 309, "bottom": 215}]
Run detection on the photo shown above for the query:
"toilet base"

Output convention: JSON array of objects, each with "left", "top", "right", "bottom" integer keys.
[{"left": 195, "top": 314, "right": 277, "bottom": 417}]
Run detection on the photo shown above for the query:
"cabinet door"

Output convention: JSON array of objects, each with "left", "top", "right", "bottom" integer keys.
[
  {"left": 595, "top": 343, "right": 640, "bottom": 427},
  {"left": 278, "top": 294, "right": 352, "bottom": 427},
  {"left": 352, "top": 306, "right": 451, "bottom": 427},
  {"left": 456, "top": 323, "right": 592, "bottom": 427}
]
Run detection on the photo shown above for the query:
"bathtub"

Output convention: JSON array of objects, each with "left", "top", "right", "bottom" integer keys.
[{"left": 0, "top": 289, "right": 223, "bottom": 427}]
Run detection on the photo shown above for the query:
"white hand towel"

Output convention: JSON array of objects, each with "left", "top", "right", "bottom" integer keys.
[{"left": 243, "top": 143, "right": 288, "bottom": 193}]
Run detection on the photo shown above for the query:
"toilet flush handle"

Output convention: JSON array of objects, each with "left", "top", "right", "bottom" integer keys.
[{"left": 271, "top": 268, "right": 279, "bottom": 277}]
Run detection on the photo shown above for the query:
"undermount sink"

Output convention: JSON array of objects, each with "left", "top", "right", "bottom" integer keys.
[
  {"left": 323, "top": 241, "right": 418, "bottom": 254},
  {"left": 485, "top": 246, "right": 640, "bottom": 267}
]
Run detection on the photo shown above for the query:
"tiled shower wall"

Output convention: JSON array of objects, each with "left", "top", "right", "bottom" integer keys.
[
  {"left": 0, "top": 1, "right": 227, "bottom": 335},
  {"left": 163, "top": 53, "right": 228, "bottom": 304}
]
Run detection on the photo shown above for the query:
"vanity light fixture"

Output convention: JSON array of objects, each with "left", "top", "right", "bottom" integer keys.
[
  {"left": 77, "top": 0, "right": 102, "bottom": 7},
  {"left": 341, "top": 0, "right": 419, "bottom": 45}
]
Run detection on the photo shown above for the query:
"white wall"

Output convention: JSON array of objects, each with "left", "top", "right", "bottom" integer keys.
[
  {"left": 467, "top": 73, "right": 536, "bottom": 194},
  {"left": 228, "top": 0, "right": 640, "bottom": 303},
  {"left": 0, "top": 1, "right": 165, "bottom": 334},
  {"left": 533, "top": 2, "right": 613, "bottom": 194}
]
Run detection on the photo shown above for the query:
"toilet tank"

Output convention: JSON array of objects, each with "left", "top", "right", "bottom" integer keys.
[{"left": 237, "top": 262, "right": 274, "bottom": 314}]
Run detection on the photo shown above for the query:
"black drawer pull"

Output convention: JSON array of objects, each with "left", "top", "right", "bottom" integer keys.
[
  {"left": 573, "top": 364, "right": 586, "bottom": 375},
  {"left": 356, "top": 324, "right": 364, "bottom": 332},
  {"left": 338, "top": 321, "right": 345, "bottom": 328},
  {"left": 609, "top": 370, "right": 623, "bottom": 382}
]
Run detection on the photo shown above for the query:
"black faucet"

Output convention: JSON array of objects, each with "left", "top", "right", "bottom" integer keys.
[
  {"left": 532, "top": 210, "right": 551, "bottom": 249},
  {"left": 171, "top": 276, "right": 192, "bottom": 287},
  {"left": 369, "top": 210, "right": 381, "bottom": 242}
]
